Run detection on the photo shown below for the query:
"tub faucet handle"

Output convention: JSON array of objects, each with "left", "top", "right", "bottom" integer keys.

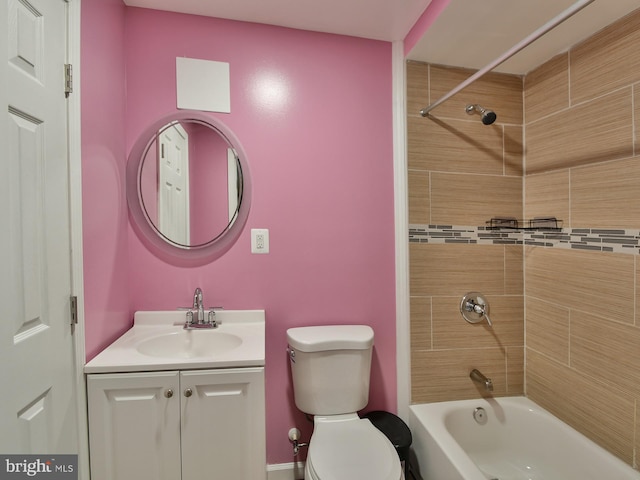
[{"left": 460, "top": 292, "right": 493, "bottom": 327}]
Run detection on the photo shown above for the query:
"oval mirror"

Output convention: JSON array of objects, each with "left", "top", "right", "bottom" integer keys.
[{"left": 126, "top": 111, "right": 251, "bottom": 265}]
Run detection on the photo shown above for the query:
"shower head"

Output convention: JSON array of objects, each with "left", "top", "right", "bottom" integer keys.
[{"left": 465, "top": 104, "right": 497, "bottom": 125}]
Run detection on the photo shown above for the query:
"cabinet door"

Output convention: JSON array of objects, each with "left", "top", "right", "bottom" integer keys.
[
  {"left": 180, "top": 367, "right": 266, "bottom": 480},
  {"left": 87, "top": 372, "right": 181, "bottom": 480}
]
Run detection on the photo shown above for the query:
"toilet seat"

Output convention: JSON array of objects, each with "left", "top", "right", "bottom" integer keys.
[{"left": 305, "top": 414, "right": 402, "bottom": 480}]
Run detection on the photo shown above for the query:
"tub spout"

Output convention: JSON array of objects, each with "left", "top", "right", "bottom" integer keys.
[{"left": 470, "top": 369, "right": 493, "bottom": 392}]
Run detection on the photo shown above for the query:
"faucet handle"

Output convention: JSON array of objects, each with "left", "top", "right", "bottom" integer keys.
[
  {"left": 460, "top": 292, "right": 493, "bottom": 327},
  {"left": 183, "top": 310, "right": 194, "bottom": 329},
  {"left": 207, "top": 308, "right": 223, "bottom": 327}
]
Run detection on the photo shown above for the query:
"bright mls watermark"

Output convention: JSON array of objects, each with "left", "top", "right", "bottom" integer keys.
[{"left": 0, "top": 456, "right": 77, "bottom": 479}]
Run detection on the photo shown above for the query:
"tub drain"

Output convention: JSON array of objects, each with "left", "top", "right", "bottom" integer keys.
[{"left": 473, "top": 407, "right": 488, "bottom": 425}]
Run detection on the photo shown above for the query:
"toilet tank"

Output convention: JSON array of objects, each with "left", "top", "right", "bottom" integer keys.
[{"left": 286, "top": 325, "right": 374, "bottom": 415}]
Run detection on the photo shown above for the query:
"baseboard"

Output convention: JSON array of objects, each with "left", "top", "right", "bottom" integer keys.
[{"left": 267, "top": 462, "right": 305, "bottom": 480}]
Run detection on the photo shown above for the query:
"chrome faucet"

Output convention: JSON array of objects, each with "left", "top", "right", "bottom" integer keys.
[
  {"left": 470, "top": 369, "right": 494, "bottom": 392},
  {"left": 193, "top": 287, "right": 205, "bottom": 323},
  {"left": 183, "top": 287, "right": 218, "bottom": 329}
]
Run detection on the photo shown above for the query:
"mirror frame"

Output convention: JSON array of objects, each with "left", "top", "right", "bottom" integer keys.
[{"left": 126, "top": 110, "right": 252, "bottom": 266}]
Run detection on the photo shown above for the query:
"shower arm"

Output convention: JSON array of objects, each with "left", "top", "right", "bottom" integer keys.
[{"left": 419, "top": 0, "right": 595, "bottom": 117}]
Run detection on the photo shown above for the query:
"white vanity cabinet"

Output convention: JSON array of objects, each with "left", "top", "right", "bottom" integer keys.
[{"left": 87, "top": 367, "right": 265, "bottom": 480}]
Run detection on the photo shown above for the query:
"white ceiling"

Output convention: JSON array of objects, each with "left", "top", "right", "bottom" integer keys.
[
  {"left": 122, "top": 0, "right": 432, "bottom": 42},
  {"left": 123, "top": 0, "right": 639, "bottom": 75},
  {"left": 408, "top": 0, "right": 640, "bottom": 74}
]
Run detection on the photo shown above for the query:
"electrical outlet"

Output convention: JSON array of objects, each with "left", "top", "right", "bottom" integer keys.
[{"left": 251, "top": 228, "right": 269, "bottom": 254}]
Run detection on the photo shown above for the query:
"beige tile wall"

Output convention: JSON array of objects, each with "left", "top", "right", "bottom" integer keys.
[
  {"left": 526, "top": 349, "right": 635, "bottom": 464},
  {"left": 523, "top": 7, "right": 640, "bottom": 470},
  {"left": 408, "top": 6, "right": 640, "bottom": 470},
  {"left": 407, "top": 61, "right": 524, "bottom": 403},
  {"left": 525, "top": 88, "right": 633, "bottom": 174}
]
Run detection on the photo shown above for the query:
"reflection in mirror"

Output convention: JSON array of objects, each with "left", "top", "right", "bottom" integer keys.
[
  {"left": 139, "top": 120, "right": 242, "bottom": 247},
  {"left": 127, "top": 110, "right": 251, "bottom": 266}
]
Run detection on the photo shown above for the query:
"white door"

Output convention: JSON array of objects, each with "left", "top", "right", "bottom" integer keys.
[
  {"left": 0, "top": 0, "right": 79, "bottom": 455},
  {"left": 158, "top": 122, "right": 190, "bottom": 244}
]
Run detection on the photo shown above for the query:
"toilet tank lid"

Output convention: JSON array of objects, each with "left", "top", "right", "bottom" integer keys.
[{"left": 287, "top": 325, "right": 374, "bottom": 352}]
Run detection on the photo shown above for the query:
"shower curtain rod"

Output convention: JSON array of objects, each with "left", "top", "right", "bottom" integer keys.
[{"left": 419, "top": 0, "right": 595, "bottom": 117}]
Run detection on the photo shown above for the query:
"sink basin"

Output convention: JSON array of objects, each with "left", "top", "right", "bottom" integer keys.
[
  {"left": 136, "top": 330, "right": 243, "bottom": 358},
  {"left": 84, "top": 310, "right": 265, "bottom": 373}
]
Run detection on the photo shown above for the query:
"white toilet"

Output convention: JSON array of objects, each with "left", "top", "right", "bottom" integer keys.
[{"left": 287, "top": 325, "right": 403, "bottom": 480}]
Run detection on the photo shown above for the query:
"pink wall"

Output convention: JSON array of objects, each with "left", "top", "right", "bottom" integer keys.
[
  {"left": 83, "top": 4, "right": 397, "bottom": 465},
  {"left": 81, "top": 0, "right": 132, "bottom": 360}
]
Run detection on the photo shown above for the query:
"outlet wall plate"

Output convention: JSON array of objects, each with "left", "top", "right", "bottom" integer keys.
[{"left": 251, "top": 228, "right": 269, "bottom": 254}]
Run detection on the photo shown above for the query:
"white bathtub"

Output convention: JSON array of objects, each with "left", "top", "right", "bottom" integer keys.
[{"left": 409, "top": 396, "right": 640, "bottom": 480}]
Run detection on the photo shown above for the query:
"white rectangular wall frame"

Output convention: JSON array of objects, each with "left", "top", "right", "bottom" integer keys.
[{"left": 176, "top": 57, "right": 231, "bottom": 113}]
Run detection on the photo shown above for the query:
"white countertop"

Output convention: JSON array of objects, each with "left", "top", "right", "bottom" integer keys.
[{"left": 84, "top": 310, "right": 265, "bottom": 374}]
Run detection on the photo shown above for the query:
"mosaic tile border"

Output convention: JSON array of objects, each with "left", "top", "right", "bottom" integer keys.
[{"left": 409, "top": 224, "right": 640, "bottom": 255}]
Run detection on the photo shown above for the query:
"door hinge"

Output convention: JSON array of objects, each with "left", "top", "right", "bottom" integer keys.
[
  {"left": 70, "top": 295, "right": 78, "bottom": 326},
  {"left": 64, "top": 64, "right": 73, "bottom": 98}
]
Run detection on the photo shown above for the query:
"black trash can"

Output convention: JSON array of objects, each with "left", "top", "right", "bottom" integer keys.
[{"left": 362, "top": 410, "right": 413, "bottom": 478}]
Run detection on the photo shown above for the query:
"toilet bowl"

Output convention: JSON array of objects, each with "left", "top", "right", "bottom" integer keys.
[
  {"left": 305, "top": 414, "right": 402, "bottom": 480},
  {"left": 286, "top": 325, "right": 403, "bottom": 480}
]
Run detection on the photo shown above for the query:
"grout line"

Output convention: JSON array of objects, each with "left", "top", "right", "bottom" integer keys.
[
  {"left": 633, "top": 399, "right": 638, "bottom": 469},
  {"left": 567, "top": 309, "right": 572, "bottom": 367},
  {"left": 568, "top": 168, "right": 572, "bottom": 229},
  {"left": 425, "top": 170, "right": 523, "bottom": 179},
  {"left": 429, "top": 297, "right": 433, "bottom": 351},
  {"left": 503, "top": 247, "right": 507, "bottom": 294},
  {"left": 502, "top": 124, "right": 506, "bottom": 176},
  {"left": 504, "top": 346, "right": 509, "bottom": 394},
  {"left": 632, "top": 83, "right": 636, "bottom": 158},
  {"left": 567, "top": 49, "right": 572, "bottom": 108},
  {"left": 428, "top": 171, "right": 432, "bottom": 224},
  {"left": 427, "top": 63, "right": 431, "bottom": 105}
]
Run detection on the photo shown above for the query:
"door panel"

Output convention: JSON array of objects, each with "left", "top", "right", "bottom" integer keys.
[
  {"left": 87, "top": 373, "right": 182, "bottom": 480},
  {"left": 0, "top": 0, "right": 78, "bottom": 454},
  {"left": 180, "top": 368, "right": 266, "bottom": 480}
]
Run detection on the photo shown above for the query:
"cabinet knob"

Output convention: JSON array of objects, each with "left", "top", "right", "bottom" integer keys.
[
  {"left": 184, "top": 388, "right": 193, "bottom": 398},
  {"left": 164, "top": 389, "right": 173, "bottom": 398}
]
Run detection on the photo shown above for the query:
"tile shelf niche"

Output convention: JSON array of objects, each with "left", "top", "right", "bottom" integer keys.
[{"left": 486, "top": 217, "right": 563, "bottom": 231}]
